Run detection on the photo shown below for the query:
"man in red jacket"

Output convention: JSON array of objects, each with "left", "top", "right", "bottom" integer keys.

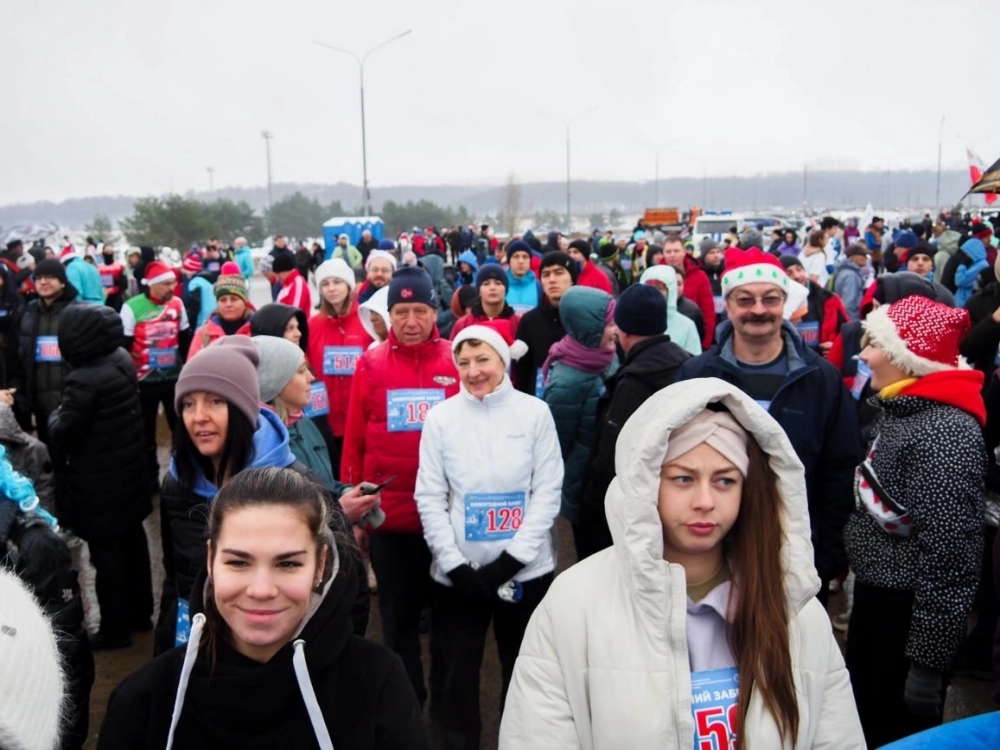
[
  {"left": 341, "top": 265, "right": 459, "bottom": 709},
  {"left": 663, "top": 233, "right": 716, "bottom": 348}
]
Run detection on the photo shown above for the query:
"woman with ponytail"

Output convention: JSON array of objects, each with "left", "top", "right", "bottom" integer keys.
[{"left": 500, "top": 378, "right": 864, "bottom": 749}]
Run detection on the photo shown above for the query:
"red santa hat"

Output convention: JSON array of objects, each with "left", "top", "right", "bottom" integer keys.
[
  {"left": 451, "top": 319, "right": 527, "bottom": 369},
  {"left": 862, "top": 295, "right": 971, "bottom": 376},
  {"left": 142, "top": 260, "right": 177, "bottom": 287},
  {"left": 720, "top": 247, "right": 791, "bottom": 297},
  {"left": 59, "top": 244, "right": 77, "bottom": 262}
]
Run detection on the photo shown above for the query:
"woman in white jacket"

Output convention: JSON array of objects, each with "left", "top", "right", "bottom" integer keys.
[
  {"left": 499, "top": 377, "right": 864, "bottom": 750},
  {"left": 416, "top": 320, "right": 564, "bottom": 750}
]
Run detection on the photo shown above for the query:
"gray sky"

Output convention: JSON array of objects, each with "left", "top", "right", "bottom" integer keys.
[{"left": 3, "top": 0, "right": 999, "bottom": 205}]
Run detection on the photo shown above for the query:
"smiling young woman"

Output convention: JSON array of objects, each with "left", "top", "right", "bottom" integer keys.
[
  {"left": 500, "top": 378, "right": 865, "bottom": 749},
  {"left": 99, "top": 468, "right": 428, "bottom": 750}
]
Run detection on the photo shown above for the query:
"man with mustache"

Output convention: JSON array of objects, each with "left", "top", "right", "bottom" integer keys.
[{"left": 675, "top": 247, "right": 862, "bottom": 608}]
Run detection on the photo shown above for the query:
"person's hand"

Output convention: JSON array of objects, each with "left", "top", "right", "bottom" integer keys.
[
  {"left": 0, "top": 389, "right": 15, "bottom": 406},
  {"left": 476, "top": 552, "right": 525, "bottom": 593},
  {"left": 339, "top": 485, "right": 379, "bottom": 524},
  {"left": 991, "top": 304, "right": 1000, "bottom": 324},
  {"left": 819, "top": 341, "right": 833, "bottom": 357},
  {"left": 447, "top": 564, "right": 490, "bottom": 598},
  {"left": 903, "top": 663, "right": 943, "bottom": 717}
]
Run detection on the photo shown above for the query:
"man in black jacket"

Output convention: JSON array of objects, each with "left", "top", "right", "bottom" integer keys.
[
  {"left": 578, "top": 285, "right": 690, "bottom": 557},
  {"left": 514, "top": 252, "right": 577, "bottom": 397}
]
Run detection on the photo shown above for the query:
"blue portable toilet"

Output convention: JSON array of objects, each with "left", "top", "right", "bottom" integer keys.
[{"left": 322, "top": 216, "right": 384, "bottom": 259}]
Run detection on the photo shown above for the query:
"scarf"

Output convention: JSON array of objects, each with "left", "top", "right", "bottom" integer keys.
[{"left": 542, "top": 297, "right": 616, "bottom": 379}]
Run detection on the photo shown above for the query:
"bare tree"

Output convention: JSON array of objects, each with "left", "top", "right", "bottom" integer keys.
[{"left": 499, "top": 172, "right": 522, "bottom": 236}]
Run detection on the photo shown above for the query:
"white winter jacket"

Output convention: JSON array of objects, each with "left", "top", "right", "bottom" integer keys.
[
  {"left": 415, "top": 375, "right": 564, "bottom": 586},
  {"left": 499, "top": 378, "right": 865, "bottom": 749}
]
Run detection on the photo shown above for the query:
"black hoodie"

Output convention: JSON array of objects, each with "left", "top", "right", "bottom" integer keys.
[
  {"left": 99, "top": 543, "right": 428, "bottom": 750},
  {"left": 250, "top": 303, "right": 310, "bottom": 353}
]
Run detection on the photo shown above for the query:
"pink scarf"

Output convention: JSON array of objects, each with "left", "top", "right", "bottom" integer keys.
[{"left": 542, "top": 298, "right": 616, "bottom": 380}]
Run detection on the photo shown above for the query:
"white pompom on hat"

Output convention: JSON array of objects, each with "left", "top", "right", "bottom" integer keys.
[
  {"left": 451, "top": 320, "right": 527, "bottom": 369},
  {"left": 0, "top": 569, "right": 65, "bottom": 750}
]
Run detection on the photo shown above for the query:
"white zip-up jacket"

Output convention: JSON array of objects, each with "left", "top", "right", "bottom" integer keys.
[
  {"left": 499, "top": 378, "right": 865, "bottom": 749},
  {"left": 416, "top": 375, "right": 563, "bottom": 585}
]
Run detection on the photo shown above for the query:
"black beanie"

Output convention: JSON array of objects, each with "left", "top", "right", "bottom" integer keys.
[
  {"left": 388, "top": 266, "right": 437, "bottom": 309},
  {"left": 271, "top": 253, "right": 295, "bottom": 273},
  {"left": 568, "top": 239, "right": 592, "bottom": 258},
  {"left": 34, "top": 259, "right": 68, "bottom": 285},
  {"left": 477, "top": 263, "right": 509, "bottom": 291},
  {"left": 779, "top": 254, "right": 803, "bottom": 271},
  {"left": 539, "top": 251, "right": 578, "bottom": 284},
  {"left": 614, "top": 284, "right": 666, "bottom": 336}
]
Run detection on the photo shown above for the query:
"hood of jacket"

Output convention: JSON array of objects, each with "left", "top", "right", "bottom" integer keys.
[
  {"left": 616, "top": 334, "right": 690, "bottom": 383},
  {"left": 419, "top": 252, "right": 446, "bottom": 284},
  {"left": 168, "top": 541, "right": 355, "bottom": 747},
  {"left": 559, "top": 285, "right": 614, "bottom": 348},
  {"left": 249, "top": 303, "right": 309, "bottom": 353},
  {"left": 58, "top": 303, "right": 123, "bottom": 367},
  {"left": 457, "top": 250, "right": 479, "bottom": 272},
  {"left": 358, "top": 286, "right": 390, "bottom": 344},
  {"left": 873, "top": 271, "right": 955, "bottom": 310},
  {"left": 962, "top": 238, "right": 987, "bottom": 264},
  {"left": 639, "top": 265, "right": 680, "bottom": 311},
  {"left": 169, "top": 408, "right": 296, "bottom": 500},
  {"left": 606, "top": 378, "right": 820, "bottom": 635},
  {"left": 936, "top": 230, "right": 961, "bottom": 256}
]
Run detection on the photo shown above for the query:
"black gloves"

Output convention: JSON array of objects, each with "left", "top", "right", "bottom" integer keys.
[
  {"left": 903, "top": 663, "right": 943, "bottom": 717},
  {"left": 476, "top": 552, "right": 525, "bottom": 593},
  {"left": 446, "top": 564, "right": 489, "bottom": 598}
]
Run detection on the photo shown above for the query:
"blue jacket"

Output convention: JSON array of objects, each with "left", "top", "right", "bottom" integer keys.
[
  {"left": 955, "top": 238, "right": 989, "bottom": 307},
  {"left": 506, "top": 268, "right": 541, "bottom": 311},
  {"left": 675, "top": 320, "right": 862, "bottom": 579},
  {"left": 186, "top": 275, "right": 216, "bottom": 327},
  {"left": 456, "top": 250, "right": 479, "bottom": 287},
  {"left": 64, "top": 258, "right": 104, "bottom": 304},
  {"left": 234, "top": 245, "right": 255, "bottom": 284},
  {"left": 833, "top": 259, "right": 865, "bottom": 321}
]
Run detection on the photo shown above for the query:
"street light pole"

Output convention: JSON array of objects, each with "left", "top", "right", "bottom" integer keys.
[
  {"left": 207, "top": 166, "right": 214, "bottom": 192},
  {"left": 261, "top": 131, "right": 273, "bottom": 209},
  {"left": 936, "top": 116, "right": 946, "bottom": 209},
  {"left": 314, "top": 30, "right": 413, "bottom": 217}
]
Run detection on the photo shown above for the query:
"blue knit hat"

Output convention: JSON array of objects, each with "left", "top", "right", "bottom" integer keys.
[
  {"left": 387, "top": 266, "right": 437, "bottom": 309},
  {"left": 378, "top": 239, "right": 395, "bottom": 250},
  {"left": 477, "top": 263, "right": 509, "bottom": 291}
]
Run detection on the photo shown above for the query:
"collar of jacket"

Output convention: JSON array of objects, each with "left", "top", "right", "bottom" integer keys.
[
  {"left": 717, "top": 320, "right": 810, "bottom": 372},
  {"left": 387, "top": 328, "right": 443, "bottom": 357},
  {"left": 459, "top": 374, "right": 515, "bottom": 407}
]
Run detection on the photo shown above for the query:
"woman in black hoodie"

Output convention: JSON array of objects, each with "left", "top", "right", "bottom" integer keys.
[{"left": 99, "top": 467, "right": 427, "bottom": 750}]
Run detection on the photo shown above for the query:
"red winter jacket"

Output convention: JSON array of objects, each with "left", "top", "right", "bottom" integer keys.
[
  {"left": 308, "top": 301, "right": 373, "bottom": 436},
  {"left": 577, "top": 260, "right": 613, "bottom": 294},
  {"left": 340, "top": 329, "right": 459, "bottom": 534},
  {"left": 276, "top": 269, "right": 312, "bottom": 317},
  {"left": 682, "top": 255, "right": 717, "bottom": 349}
]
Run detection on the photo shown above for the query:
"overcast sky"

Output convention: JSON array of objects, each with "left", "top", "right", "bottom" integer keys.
[{"left": 3, "top": 0, "right": 998, "bottom": 205}]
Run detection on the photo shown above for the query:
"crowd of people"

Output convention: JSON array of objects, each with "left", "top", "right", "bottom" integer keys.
[{"left": 1, "top": 211, "right": 1000, "bottom": 749}]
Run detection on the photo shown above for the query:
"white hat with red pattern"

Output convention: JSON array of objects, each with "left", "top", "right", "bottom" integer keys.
[{"left": 862, "top": 294, "right": 971, "bottom": 376}]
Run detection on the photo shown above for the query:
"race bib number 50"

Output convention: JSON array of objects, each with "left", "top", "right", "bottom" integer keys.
[
  {"left": 386, "top": 388, "right": 445, "bottom": 432},
  {"left": 691, "top": 667, "right": 739, "bottom": 750}
]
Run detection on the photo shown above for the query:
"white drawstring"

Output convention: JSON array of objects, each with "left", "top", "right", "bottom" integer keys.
[
  {"left": 292, "top": 639, "right": 335, "bottom": 750},
  {"left": 165, "top": 612, "right": 205, "bottom": 750}
]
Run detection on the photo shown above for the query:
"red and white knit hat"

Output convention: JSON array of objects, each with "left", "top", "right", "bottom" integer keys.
[
  {"left": 862, "top": 295, "right": 971, "bottom": 376},
  {"left": 720, "top": 247, "right": 791, "bottom": 297},
  {"left": 142, "top": 260, "right": 177, "bottom": 287}
]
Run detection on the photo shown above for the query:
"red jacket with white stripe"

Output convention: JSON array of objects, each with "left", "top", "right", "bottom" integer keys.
[
  {"left": 307, "top": 301, "right": 373, "bottom": 437},
  {"left": 276, "top": 269, "right": 312, "bottom": 316},
  {"left": 340, "top": 328, "right": 459, "bottom": 535}
]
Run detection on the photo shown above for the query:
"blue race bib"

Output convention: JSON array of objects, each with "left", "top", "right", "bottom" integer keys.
[
  {"left": 795, "top": 320, "right": 820, "bottom": 347},
  {"left": 323, "top": 346, "right": 362, "bottom": 376},
  {"left": 175, "top": 598, "right": 191, "bottom": 647},
  {"left": 149, "top": 347, "right": 178, "bottom": 370},
  {"left": 713, "top": 295, "right": 726, "bottom": 315},
  {"left": 101, "top": 273, "right": 114, "bottom": 288},
  {"left": 35, "top": 335, "right": 62, "bottom": 363},
  {"left": 302, "top": 381, "right": 330, "bottom": 418},
  {"left": 386, "top": 388, "right": 445, "bottom": 432},
  {"left": 464, "top": 492, "right": 526, "bottom": 541},
  {"left": 534, "top": 368, "right": 545, "bottom": 399},
  {"left": 851, "top": 360, "right": 871, "bottom": 401},
  {"left": 691, "top": 667, "right": 739, "bottom": 750}
]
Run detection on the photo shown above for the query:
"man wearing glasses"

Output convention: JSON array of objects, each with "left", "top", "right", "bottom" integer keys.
[{"left": 675, "top": 247, "right": 862, "bottom": 608}]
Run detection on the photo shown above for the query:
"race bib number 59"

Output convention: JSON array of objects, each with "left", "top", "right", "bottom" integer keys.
[
  {"left": 691, "top": 667, "right": 739, "bottom": 750},
  {"left": 386, "top": 388, "right": 445, "bottom": 432}
]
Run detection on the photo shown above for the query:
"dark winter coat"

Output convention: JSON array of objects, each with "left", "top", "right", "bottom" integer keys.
[
  {"left": 844, "top": 375, "right": 987, "bottom": 671},
  {"left": 0, "top": 402, "right": 55, "bottom": 513},
  {"left": 676, "top": 320, "right": 863, "bottom": 579},
  {"left": 47, "top": 304, "right": 149, "bottom": 541},
  {"left": 18, "top": 284, "right": 81, "bottom": 415},
  {"left": 960, "top": 280, "right": 1000, "bottom": 382},
  {"left": 0, "top": 503, "right": 94, "bottom": 749},
  {"left": 513, "top": 299, "right": 565, "bottom": 396},
  {"left": 677, "top": 295, "right": 706, "bottom": 344},
  {"left": 0, "top": 262, "right": 24, "bottom": 392},
  {"left": 579, "top": 335, "right": 690, "bottom": 554},
  {"left": 100, "top": 543, "right": 427, "bottom": 750}
]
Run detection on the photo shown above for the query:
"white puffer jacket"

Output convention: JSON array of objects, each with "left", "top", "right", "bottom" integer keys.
[
  {"left": 499, "top": 378, "right": 865, "bottom": 749},
  {"left": 415, "top": 375, "right": 564, "bottom": 585}
]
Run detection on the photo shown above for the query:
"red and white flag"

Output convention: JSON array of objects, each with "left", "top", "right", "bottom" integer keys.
[{"left": 966, "top": 148, "right": 998, "bottom": 205}]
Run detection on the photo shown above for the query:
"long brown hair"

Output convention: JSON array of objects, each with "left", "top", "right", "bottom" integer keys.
[{"left": 726, "top": 433, "right": 799, "bottom": 746}]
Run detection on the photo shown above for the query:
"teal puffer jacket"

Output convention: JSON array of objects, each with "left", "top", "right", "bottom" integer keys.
[
  {"left": 287, "top": 415, "right": 337, "bottom": 488},
  {"left": 542, "top": 287, "right": 618, "bottom": 523}
]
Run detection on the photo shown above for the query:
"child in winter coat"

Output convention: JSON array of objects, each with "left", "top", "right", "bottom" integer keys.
[
  {"left": 845, "top": 295, "right": 986, "bottom": 747},
  {"left": 541, "top": 286, "right": 618, "bottom": 555},
  {"left": 954, "top": 237, "right": 989, "bottom": 307}
]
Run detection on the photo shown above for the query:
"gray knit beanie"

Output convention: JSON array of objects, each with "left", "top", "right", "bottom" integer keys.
[
  {"left": 252, "top": 335, "right": 306, "bottom": 403},
  {"left": 175, "top": 336, "right": 261, "bottom": 426}
]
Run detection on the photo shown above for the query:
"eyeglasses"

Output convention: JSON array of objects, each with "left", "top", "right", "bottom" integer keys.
[{"left": 731, "top": 294, "right": 785, "bottom": 309}]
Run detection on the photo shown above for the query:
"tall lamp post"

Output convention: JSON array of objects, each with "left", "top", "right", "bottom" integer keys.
[
  {"left": 314, "top": 30, "right": 413, "bottom": 217},
  {"left": 542, "top": 107, "right": 599, "bottom": 232},
  {"left": 936, "top": 116, "right": 946, "bottom": 210},
  {"left": 261, "top": 131, "right": 274, "bottom": 209}
]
